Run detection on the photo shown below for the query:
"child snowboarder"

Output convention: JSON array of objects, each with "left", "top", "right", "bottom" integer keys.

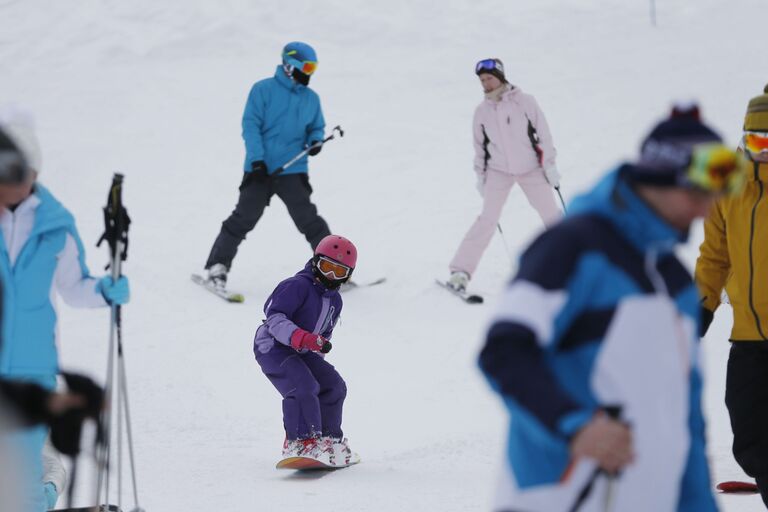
[{"left": 253, "top": 234, "right": 359, "bottom": 468}]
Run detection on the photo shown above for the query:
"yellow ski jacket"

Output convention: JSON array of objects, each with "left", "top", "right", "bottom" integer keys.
[{"left": 696, "top": 161, "right": 768, "bottom": 341}]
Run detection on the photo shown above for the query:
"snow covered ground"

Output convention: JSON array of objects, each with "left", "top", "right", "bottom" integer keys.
[{"left": 2, "top": 0, "right": 767, "bottom": 510}]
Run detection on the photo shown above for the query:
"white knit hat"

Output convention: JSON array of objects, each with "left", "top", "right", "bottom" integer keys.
[{"left": 0, "top": 105, "right": 42, "bottom": 173}]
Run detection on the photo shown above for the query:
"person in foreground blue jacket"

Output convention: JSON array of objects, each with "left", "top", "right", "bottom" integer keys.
[
  {"left": 204, "top": 41, "right": 332, "bottom": 290},
  {"left": 478, "top": 104, "right": 749, "bottom": 512}
]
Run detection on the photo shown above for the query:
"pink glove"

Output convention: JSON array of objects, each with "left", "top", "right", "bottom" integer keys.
[{"left": 290, "top": 328, "right": 332, "bottom": 353}]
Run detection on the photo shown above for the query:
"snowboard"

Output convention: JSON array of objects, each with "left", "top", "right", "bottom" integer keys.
[
  {"left": 716, "top": 481, "right": 759, "bottom": 493},
  {"left": 276, "top": 453, "right": 361, "bottom": 470},
  {"left": 435, "top": 279, "right": 484, "bottom": 304},
  {"left": 190, "top": 273, "right": 245, "bottom": 303}
]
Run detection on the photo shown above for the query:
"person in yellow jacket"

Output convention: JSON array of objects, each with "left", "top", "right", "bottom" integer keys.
[{"left": 696, "top": 83, "right": 768, "bottom": 506}]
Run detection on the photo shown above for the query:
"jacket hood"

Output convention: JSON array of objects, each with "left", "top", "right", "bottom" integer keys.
[{"left": 568, "top": 166, "right": 686, "bottom": 253}]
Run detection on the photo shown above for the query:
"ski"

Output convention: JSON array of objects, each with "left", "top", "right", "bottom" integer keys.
[
  {"left": 276, "top": 454, "right": 361, "bottom": 470},
  {"left": 716, "top": 481, "right": 759, "bottom": 493},
  {"left": 340, "top": 277, "right": 386, "bottom": 292},
  {"left": 190, "top": 273, "right": 245, "bottom": 303},
  {"left": 435, "top": 279, "right": 484, "bottom": 304}
]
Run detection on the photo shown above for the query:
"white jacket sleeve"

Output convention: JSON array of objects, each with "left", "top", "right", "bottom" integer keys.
[
  {"left": 55, "top": 233, "right": 107, "bottom": 308},
  {"left": 530, "top": 97, "right": 557, "bottom": 170}
]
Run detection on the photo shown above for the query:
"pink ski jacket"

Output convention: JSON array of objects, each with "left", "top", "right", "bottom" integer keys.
[{"left": 473, "top": 86, "right": 556, "bottom": 177}]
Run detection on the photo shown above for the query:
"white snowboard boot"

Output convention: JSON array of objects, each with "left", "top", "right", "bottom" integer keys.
[
  {"left": 282, "top": 437, "right": 335, "bottom": 466},
  {"left": 329, "top": 437, "right": 360, "bottom": 466}
]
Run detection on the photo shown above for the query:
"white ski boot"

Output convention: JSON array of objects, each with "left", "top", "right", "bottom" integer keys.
[
  {"left": 207, "top": 263, "right": 228, "bottom": 291},
  {"left": 447, "top": 271, "right": 470, "bottom": 292}
]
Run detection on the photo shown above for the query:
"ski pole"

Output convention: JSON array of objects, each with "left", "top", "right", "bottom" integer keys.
[
  {"left": 555, "top": 186, "right": 567, "bottom": 213},
  {"left": 271, "top": 125, "right": 344, "bottom": 177},
  {"left": 496, "top": 223, "right": 514, "bottom": 264}
]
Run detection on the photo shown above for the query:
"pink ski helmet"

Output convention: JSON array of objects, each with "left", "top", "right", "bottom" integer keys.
[
  {"left": 312, "top": 235, "right": 357, "bottom": 288},
  {"left": 315, "top": 235, "right": 357, "bottom": 268}
]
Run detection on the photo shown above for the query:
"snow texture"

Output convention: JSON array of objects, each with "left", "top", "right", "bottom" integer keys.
[{"left": 1, "top": 0, "right": 766, "bottom": 510}]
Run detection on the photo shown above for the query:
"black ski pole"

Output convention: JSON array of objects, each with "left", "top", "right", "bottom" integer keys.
[
  {"left": 555, "top": 186, "right": 567, "bottom": 213},
  {"left": 271, "top": 125, "right": 344, "bottom": 177},
  {"left": 567, "top": 405, "right": 623, "bottom": 512},
  {"left": 95, "top": 174, "right": 144, "bottom": 512}
]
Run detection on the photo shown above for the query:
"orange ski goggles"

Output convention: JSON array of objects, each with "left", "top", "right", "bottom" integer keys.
[
  {"left": 743, "top": 132, "right": 768, "bottom": 155},
  {"left": 285, "top": 54, "right": 318, "bottom": 75},
  {"left": 316, "top": 256, "right": 351, "bottom": 280}
]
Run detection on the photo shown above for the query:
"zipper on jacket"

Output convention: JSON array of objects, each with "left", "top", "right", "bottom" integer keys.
[{"left": 748, "top": 162, "right": 768, "bottom": 340}]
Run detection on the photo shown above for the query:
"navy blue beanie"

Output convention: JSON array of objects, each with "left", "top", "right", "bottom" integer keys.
[{"left": 624, "top": 104, "right": 722, "bottom": 187}]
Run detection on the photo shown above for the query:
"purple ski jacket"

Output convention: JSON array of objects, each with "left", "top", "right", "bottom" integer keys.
[{"left": 253, "top": 261, "right": 343, "bottom": 354}]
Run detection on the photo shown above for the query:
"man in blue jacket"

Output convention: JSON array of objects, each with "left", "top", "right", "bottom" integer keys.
[
  {"left": 478, "top": 105, "right": 748, "bottom": 511},
  {"left": 204, "top": 41, "right": 331, "bottom": 290}
]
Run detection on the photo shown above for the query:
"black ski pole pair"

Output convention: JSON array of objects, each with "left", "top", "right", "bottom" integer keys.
[{"left": 85, "top": 174, "right": 144, "bottom": 512}]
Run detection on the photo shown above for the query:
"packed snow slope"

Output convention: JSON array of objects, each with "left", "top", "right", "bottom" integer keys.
[{"left": 1, "top": 1, "right": 767, "bottom": 510}]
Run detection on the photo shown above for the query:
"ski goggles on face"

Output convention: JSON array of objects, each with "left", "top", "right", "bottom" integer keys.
[
  {"left": 475, "top": 59, "right": 503, "bottom": 75},
  {"left": 683, "top": 143, "right": 748, "bottom": 195},
  {"left": 743, "top": 132, "right": 768, "bottom": 155},
  {"left": 316, "top": 256, "right": 351, "bottom": 280},
  {"left": 285, "top": 56, "right": 318, "bottom": 75}
]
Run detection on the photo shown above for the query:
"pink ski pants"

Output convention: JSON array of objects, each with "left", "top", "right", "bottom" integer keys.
[{"left": 449, "top": 168, "right": 562, "bottom": 276}]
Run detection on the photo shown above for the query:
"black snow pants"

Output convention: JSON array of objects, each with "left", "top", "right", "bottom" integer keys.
[
  {"left": 205, "top": 172, "right": 330, "bottom": 270},
  {"left": 725, "top": 341, "right": 768, "bottom": 508}
]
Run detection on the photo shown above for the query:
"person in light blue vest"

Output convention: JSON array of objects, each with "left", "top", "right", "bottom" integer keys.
[
  {"left": 204, "top": 41, "right": 331, "bottom": 290},
  {"left": 0, "top": 106, "right": 129, "bottom": 512}
]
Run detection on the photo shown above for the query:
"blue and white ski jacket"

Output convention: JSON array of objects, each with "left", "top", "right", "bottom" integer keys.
[
  {"left": 479, "top": 167, "right": 717, "bottom": 512},
  {"left": 241, "top": 66, "right": 325, "bottom": 175},
  {"left": 0, "top": 184, "right": 105, "bottom": 387}
]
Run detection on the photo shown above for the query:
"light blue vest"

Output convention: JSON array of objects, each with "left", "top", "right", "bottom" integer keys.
[{"left": 0, "top": 184, "right": 90, "bottom": 386}]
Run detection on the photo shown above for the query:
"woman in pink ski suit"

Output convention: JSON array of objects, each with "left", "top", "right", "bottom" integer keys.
[{"left": 448, "top": 58, "right": 562, "bottom": 291}]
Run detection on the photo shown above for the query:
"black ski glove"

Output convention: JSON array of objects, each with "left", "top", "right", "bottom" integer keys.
[
  {"left": 0, "top": 379, "right": 51, "bottom": 425},
  {"left": 307, "top": 141, "right": 322, "bottom": 157},
  {"left": 250, "top": 160, "right": 268, "bottom": 175},
  {"left": 49, "top": 373, "right": 104, "bottom": 456}
]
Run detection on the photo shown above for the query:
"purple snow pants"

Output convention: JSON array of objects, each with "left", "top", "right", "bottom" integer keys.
[{"left": 255, "top": 343, "right": 346, "bottom": 440}]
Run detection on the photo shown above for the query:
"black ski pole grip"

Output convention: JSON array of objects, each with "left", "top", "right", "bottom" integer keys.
[{"left": 321, "top": 340, "right": 332, "bottom": 354}]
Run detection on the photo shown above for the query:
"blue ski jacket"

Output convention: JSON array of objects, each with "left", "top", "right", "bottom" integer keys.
[
  {"left": 242, "top": 66, "right": 325, "bottom": 175},
  {"left": 0, "top": 185, "right": 97, "bottom": 386},
  {"left": 479, "top": 167, "right": 717, "bottom": 511}
]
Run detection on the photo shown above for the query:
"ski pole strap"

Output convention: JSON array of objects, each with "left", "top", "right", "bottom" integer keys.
[{"left": 96, "top": 173, "right": 131, "bottom": 269}]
